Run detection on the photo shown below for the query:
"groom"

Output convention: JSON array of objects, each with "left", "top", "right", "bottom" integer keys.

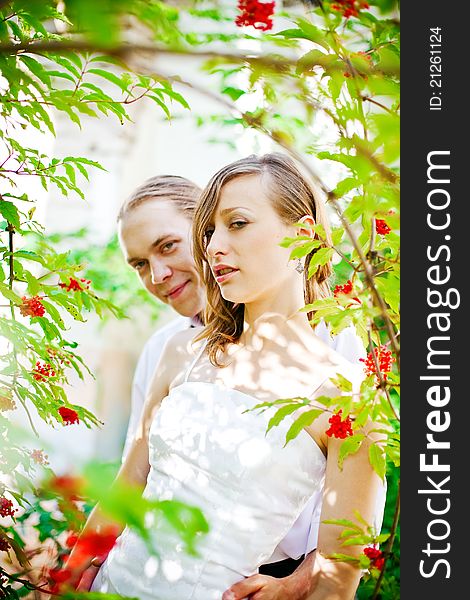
[{"left": 80, "top": 173, "right": 366, "bottom": 599}]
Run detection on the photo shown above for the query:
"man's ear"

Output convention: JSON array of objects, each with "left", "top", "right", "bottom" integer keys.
[{"left": 297, "top": 215, "right": 316, "bottom": 238}]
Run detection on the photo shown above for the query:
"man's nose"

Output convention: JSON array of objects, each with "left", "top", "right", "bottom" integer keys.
[{"left": 149, "top": 260, "right": 172, "bottom": 285}]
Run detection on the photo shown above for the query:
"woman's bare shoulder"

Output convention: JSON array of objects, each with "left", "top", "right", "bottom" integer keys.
[{"left": 162, "top": 325, "right": 206, "bottom": 359}]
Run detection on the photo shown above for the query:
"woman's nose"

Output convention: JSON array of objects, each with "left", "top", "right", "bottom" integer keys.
[{"left": 206, "top": 229, "right": 228, "bottom": 258}]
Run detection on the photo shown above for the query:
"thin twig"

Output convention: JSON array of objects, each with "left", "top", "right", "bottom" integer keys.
[
  {"left": 371, "top": 479, "right": 400, "bottom": 600},
  {"left": 367, "top": 328, "right": 399, "bottom": 422},
  {"left": 362, "top": 95, "right": 396, "bottom": 115},
  {"left": 0, "top": 39, "right": 400, "bottom": 78}
]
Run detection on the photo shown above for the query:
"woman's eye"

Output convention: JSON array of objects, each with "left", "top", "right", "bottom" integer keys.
[
  {"left": 204, "top": 228, "right": 214, "bottom": 245},
  {"left": 230, "top": 220, "right": 247, "bottom": 229}
]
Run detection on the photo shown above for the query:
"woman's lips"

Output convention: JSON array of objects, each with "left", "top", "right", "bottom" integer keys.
[
  {"left": 167, "top": 281, "right": 189, "bottom": 299},
  {"left": 214, "top": 269, "right": 239, "bottom": 284}
]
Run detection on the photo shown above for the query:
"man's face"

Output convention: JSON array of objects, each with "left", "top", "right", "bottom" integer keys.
[{"left": 119, "top": 200, "right": 205, "bottom": 318}]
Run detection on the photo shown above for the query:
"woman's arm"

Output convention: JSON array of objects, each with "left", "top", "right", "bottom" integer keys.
[
  {"left": 62, "top": 330, "right": 194, "bottom": 589},
  {"left": 305, "top": 421, "right": 384, "bottom": 600}
]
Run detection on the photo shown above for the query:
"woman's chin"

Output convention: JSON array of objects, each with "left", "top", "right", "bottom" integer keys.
[{"left": 220, "top": 289, "right": 242, "bottom": 304}]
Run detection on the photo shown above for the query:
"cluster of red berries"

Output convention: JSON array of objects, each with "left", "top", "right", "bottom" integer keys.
[
  {"left": 48, "top": 526, "right": 119, "bottom": 593},
  {"left": 48, "top": 568, "right": 72, "bottom": 594},
  {"left": 19, "top": 295, "right": 45, "bottom": 318},
  {"left": 47, "top": 347, "right": 71, "bottom": 367},
  {"left": 0, "top": 496, "right": 16, "bottom": 518},
  {"left": 364, "top": 545, "right": 385, "bottom": 570},
  {"left": 68, "top": 528, "right": 119, "bottom": 564},
  {"left": 332, "top": 0, "right": 369, "bottom": 18},
  {"left": 0, "top": 537, "right": 10, "bottom": 552},
  {"left": 333, "top": 280, "right": 361, "bottom": 306},
  {"left": 376, "top": 219, "right": 392, "bottom": 235},
  {"left": 58, "top": 406, "right": 80, "bottom": 426},
  {"left": 49, "top": 474, "right": 85, "bottom": 502},
  {"left": 30, "top": 449, "right": 49, "bottom": 465},
  {"left": 59, "top": 277, "right": 91, "bottom": 292},
  {"left": 360, "top": 346, "right": 395, "bottom": 380},
  {"left": 334, "top": 279, "right": 354, "bottom": 296},
  {"left": 325, "top": 410, "right": 353, "bottom": 439},
  {"left": 32, "top": 361, "right": 56, "bottom": 381},
  {"left": 235, "top": 0, "right": 275, "bottom": 31}
]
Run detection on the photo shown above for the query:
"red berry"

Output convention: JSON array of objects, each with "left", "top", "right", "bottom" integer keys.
[
  {"left": 0, "top": 496, "right": 16, "bottom": 518},
  {"left": 58, "top": 277, "right": 90, "bottom": 292},
  {"left": 19, "top": 296, "right": 45, "bottom": 318},
  {"left": 58, "top": 406, "right": 79, "bottom": 426},
  {"left": 32, "top": 361, "right": 55, "bottom": 381},
  {"left": 364, "top": 545, "right": 385, "bottom": 570},
  {"left": 360, "top": 346, "right": 395, "bottom": 380},
  {"left": 235, "top": 0, "right": 275, "bottom": 31},
  {"left": 325, "top": 410, "right": 353, "bottom": 439},
  {"left": 376, "top": 219, "right": 392, "bottom": 235}
]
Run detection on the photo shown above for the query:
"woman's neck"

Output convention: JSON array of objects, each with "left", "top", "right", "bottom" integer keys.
[{"left": 241, "top": 305, "right": 313, "bottom": 348}]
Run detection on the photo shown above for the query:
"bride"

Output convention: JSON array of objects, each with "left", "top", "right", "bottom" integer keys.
[{"left": 69, "top": 153, "right": 383, "bottom": 599}]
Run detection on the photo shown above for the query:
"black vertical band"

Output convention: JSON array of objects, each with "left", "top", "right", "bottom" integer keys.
[{"left": 401, "top": 3, "right": 465, "bottom": 596}]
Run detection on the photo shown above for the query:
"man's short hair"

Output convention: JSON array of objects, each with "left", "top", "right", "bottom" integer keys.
[{"left": 118, "top": 175, "right": 202, "bottom": 221}]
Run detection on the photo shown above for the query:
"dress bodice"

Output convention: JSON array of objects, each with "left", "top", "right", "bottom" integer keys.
[{"left": 103, "top": 379, "right": 326, "bottom": 600}]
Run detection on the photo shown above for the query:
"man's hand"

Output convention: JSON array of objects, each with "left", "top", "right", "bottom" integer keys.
[
  {"left": 222, "top": 552, "right": 316, "bottom": 600},
  {"left": 222, "top": 574, "right": 298, "bottom": 600}
]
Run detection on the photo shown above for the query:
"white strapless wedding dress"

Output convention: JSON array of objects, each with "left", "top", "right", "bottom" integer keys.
[{"left": 92, "top": 377, "right": 327, "bottom": 599}]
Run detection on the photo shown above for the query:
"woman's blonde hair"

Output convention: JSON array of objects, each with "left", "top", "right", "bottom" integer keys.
[{"left": 192, "top": 153, "right": 333, "bottom": 366}]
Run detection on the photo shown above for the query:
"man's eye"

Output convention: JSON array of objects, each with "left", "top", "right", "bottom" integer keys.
[
  {"left": 161, "top": 242, "right": 175, "bottom": 253},
  {"left": 134, "top": 261, "right": 146, "bottom": 271}
]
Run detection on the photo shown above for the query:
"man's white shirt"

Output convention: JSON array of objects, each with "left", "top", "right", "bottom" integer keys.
[{"left": 122, "top": 316, "right": 385, "bottom": 561}]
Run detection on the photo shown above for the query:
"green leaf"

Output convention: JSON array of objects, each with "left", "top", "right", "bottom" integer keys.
[
  {"left": 330, "top": 373, "right": 353, "bottom": 392},
  {"left": 88, "top": 68, "right": 128, "bottom": 91},
  {"left": 267, "top": 404, "right": 301, "bottom": 433},
  {"left": 48, "top": 55, "right": 81, "bottom": 78},
  {"left": 221, "top": 86, "right": 245, "bottom": 101},
  {"left": 148, "top": 93, "right": 171, "bottom": 119},
  {"left": 52, "top": 296, "right": 86, "bottom": 322},
  {"left": 331, "top": 227, "right": 344, "bottom": 246},
  {"left": 13, "top": 250, "right": 45, "bottom": 265},
  {"left": 338, "top": 434, "right": 365, "bottom": 469},
  {"left": 48, "top": 69, "right": 76, "bottom": 83},
  {"left": 161, "top": 86, "right": 190, "bottom": 109},
  {"left": 331, "top": 177, "right": 359, "bottom": 199},
  {"left": 328, "top": 70, "right": 345, "bottom": 101},
  {"left": 277, "top": 20, "right": 330, "bottom": 51},
  {"left": 322, "top": 518, "right": 362, "bottom": 531},
  {"left": 0, "top": 282, "right": 23, "bottom": 304},
  {"left": 307, "top": 247, "right": 333, "bottom": 278},
  {"left": 19, "top": 55, "right": 51, "bottom": 86},
  {"left": 40, "top": 300, "right": 66, "bottom": 330},
  {"left": 289, "top": 240, "right": 322, "bottom": 259},
  {"left": 0, "top": 200, "right": 21, "bottom": 229},
  {"left": 369, "top": 442, "right": 386, "bottom": 479},
  {"left": 296, "top": 49, "right": 330, "bottom": 74},
  {"left": 285, "top": 409, "right": 323, "bottom": 445}
]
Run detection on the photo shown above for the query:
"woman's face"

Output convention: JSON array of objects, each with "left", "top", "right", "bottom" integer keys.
[{"left": 204, "top": 174, "right": 300, "bottom": 309}]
